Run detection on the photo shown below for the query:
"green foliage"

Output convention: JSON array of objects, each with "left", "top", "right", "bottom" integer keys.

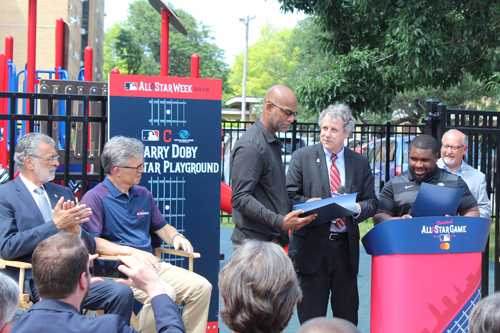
[
  {"left": 486, "top": 72, "right": 500, "bottom": 99},
  {"left": 277, "top": 0, "right": 500, "bottom": 115},
  {"left": 103, "top": 0, "right": 229, "bottom": 90},
  {"left": 228, "top": 24, "right": 298, "bottom": 99}
]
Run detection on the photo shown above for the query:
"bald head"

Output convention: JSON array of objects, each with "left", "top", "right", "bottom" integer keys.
[
  {"left": 260, "top": 85, "right": 298, "bottom": 136},
  {"left": 296, "top": 317, "right": 361, "bottom": 333}
]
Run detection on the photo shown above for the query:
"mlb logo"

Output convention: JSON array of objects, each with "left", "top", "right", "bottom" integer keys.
[
  {"left": 125, "top": 82, "right": 138, "bottom": 90},
  {"left": 439, "top": 234, "right": 451, "bottom": 242},
  {"left": 142, "top": 130, "right": 159, "bottom": 141}
]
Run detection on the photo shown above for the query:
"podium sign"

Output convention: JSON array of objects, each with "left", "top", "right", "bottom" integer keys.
[
  {"left": 362, "top": 217, "right": 491, "bottom": 333},
  {"left": 108, "top": 74, "right": 222, "bottom": 332}
]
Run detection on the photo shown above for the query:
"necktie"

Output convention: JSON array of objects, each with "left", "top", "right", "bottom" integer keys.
[
  {"left": 330, "top": 154, "right": 346, "bottom": 229},
  {"left": 34, "top": 186, "right": 54, "bottom": 222}
]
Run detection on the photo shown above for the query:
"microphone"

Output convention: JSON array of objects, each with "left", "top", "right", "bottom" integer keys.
[{"left": 337, "top": 185, "right": 346, "bottom": 195}]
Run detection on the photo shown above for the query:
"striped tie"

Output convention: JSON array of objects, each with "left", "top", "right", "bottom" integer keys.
[{"left": 330, "top": 154, "right": 345, "bottom": 229}]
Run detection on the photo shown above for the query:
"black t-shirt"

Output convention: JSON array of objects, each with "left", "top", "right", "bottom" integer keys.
[{"left": 378, "top": 168, "right": 477, "bottom": 217}]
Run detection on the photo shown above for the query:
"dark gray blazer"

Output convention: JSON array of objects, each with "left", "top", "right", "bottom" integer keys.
[
  {"left": 287, "top": 144, "right": 378, "bottom": 276},
  {"left": 0, "top": 177, "right": 95, "bottom": 285},
  {"left": 12, "top": 294, "right": 185, "bottom": 333}
]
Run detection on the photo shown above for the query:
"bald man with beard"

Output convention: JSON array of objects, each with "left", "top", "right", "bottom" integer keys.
[{"left": 230, "top": 85, "right": 316, "bottom": 249}]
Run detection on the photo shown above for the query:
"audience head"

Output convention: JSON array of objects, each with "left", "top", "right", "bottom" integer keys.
[
  {"left": 32, "top": 233, "right": 90, "bottom": 301},
  {"left": 0, "top": 273, "right": 19, "bottom": 333},
  {"left": 101, "top": 136, "right": 144, "bottom": 176},
  {"left": 14, "top": 133, "right": 59, "bottom": 185},
  {"left": 318, "top": 104, "right": 355, "bottom": 154},
  {"left": 408, "top": 134, "right": 439, "bottom": 182},
  {"left": 218, "top": 240, "right": 302, "bottom": 333},
  {"left": 296, "top": 317, "right": 361, "bottom": 333},
  {"left": 261, "top": 85, "right": 298, "bottom": 136},
  {"left": 468, "top": 293, "right": 500, "bottom": 333}
]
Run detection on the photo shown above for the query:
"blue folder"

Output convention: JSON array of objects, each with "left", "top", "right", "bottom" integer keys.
[
  {"left": 292, "top": 193, "right": 358, "bottom": 228},
  {"left": 410, "top": 182, "right": 464, "bottom": 217}
]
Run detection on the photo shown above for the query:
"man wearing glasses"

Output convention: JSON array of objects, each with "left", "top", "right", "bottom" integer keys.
[
  {"left": 230, "top": 85, "right": 316, "bottom": 250},
  {"left": 0, "top": 132, "right": 134, "bottom": 323},
  {"left": 437, "top": 129, "right": 491, "bottom": 218},
  {"left": 81, "top": 136, "right": 211, "bottom": 333}
]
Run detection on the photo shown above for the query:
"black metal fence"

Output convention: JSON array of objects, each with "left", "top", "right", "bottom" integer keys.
[
  {"left": 426, "top": 99, "right": 500, "bottom": 295},
  {"left": 0, "top": 91, "right": 107, "bottom": 196}
]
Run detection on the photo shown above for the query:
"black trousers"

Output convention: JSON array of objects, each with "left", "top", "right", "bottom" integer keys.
[{"left": 296, "top": 237, "right": 359, "bottom": 326}]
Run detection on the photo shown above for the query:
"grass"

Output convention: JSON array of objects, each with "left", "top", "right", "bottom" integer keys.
[{"left": 221, "top": 216, "right": 497, "bottom": 262}]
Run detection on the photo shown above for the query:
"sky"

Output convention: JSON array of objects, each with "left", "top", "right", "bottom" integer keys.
[{"left": 104, "top": 0, "right": 306, "bottom": 66}]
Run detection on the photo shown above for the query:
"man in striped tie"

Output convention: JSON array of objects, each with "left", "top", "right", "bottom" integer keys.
[{"left": 287, "top": 104, "right": 378, "bottom": 326}]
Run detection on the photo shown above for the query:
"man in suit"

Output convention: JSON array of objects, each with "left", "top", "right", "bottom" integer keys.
[
  {"left": 0, "top": 132, "right": 133, "bottom": 323},
  {"left": 437, "top": 129, "right": 491, "bottom": 218},
  {"left": 287, "top": 104, "right": 378, "bottom": 325},
  {"left": 13, "top": 233, "right": 185, "bottom": 333}
]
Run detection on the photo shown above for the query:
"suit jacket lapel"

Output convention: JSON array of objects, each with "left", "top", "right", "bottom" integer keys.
[
  {"left": 14, "top": 177, "right": 46, "bottom": 224},
  {"left": 44, "top": 183, "right": 61, "bottom": 209},
  {"left": 315, "top": 144, "right": 330, "bottom": 197},
  {"left": 344, "top": 149, "right": 354, "bottom": 193}
]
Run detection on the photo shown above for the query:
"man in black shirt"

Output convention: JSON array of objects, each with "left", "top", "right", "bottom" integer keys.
[
  {"left": 374, "top": 134, "right": 479, "bottom": 225},
  {"left": 230, "top": 85, "right": 316, "bottom": 248}
]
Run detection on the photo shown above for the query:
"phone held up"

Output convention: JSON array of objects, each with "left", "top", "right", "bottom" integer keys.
[{"left": 91, "top": 257, "right": 128, "bottom": 280}]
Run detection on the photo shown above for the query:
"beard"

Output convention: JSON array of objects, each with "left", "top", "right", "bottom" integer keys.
[
  {"left": 82, "top": 273, "right": 91, "bottom": 302},
  {"left": 33, "top": 159, "right": 57, "bottom": 183}
]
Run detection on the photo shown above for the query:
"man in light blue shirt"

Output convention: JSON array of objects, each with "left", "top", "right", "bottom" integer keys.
[{"left": 437, "top": 129, "right": 491, "bottom": 218}]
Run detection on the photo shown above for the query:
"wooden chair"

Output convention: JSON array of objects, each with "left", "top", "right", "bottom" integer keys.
[
  {"left": 96, "top": 248, "right": 201, "bottom": 329},
  {"left": 0, "top": 259, "right": 33, "bottom": 311}
]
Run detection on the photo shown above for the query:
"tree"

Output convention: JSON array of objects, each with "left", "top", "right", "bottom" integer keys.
[
  {"left": 277, "top": 0, "right": 500, "bottom": 116},
  {"left": 227, "top": 24, "right": 297, "bottom": 100},
  {"left": 104, "top": 0, "right": 230, "bottom": 89},
  {"left": 227, "top": 19, "right": 337, "bottom": 121}
]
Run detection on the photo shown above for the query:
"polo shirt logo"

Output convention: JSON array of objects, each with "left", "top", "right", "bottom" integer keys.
[{"left": 137, "top": 210, "right": 150, "bottom": 218}]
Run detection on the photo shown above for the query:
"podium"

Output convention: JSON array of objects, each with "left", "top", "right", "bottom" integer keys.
[{"left": 362, "top": 217, "right": 491, "bottom": 333}]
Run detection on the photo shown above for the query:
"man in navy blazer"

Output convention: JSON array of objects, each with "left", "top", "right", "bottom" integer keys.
[
  {"left": 287, "top": 104, "right": 378, "bottom": 326},
  {"left": 12, "top": 233, "right": 185, "bottom": 333},
  {"left": 0, "top": 133, "right": 133, "bottom": 323}
]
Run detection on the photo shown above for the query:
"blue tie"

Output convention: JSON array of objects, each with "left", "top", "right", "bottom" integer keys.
[{"left": 34, "top": 186, "right": 53, "bottom": 222}]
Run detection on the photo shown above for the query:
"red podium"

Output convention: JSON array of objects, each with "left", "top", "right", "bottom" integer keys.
[{"left": 362, "top": 217, "right": 491, "bottom": 333}]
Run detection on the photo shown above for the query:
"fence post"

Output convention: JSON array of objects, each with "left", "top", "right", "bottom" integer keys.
[
  {"left": 435, "top": 102, "right": 448, "bottom": 146},
  {"left": 424, "top": 99, "right": 441, "bottom": 139},
  {"left": 291, "top": 120, "right": 297, "bottom": 152},
  {"left": 384, "top": 121, "right": 391, "bottom": 184}
]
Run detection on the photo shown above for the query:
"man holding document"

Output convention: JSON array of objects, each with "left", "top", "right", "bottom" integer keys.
[
  {"left": 373, "top": 134, "right": 479, "bottom": 225},
  {"left": 286, "top": 104, "right": 378, "bottom": 326}
]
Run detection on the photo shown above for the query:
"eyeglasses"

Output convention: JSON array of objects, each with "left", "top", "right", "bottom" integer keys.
[
  {"left": 118, "top": 164, "right": 144, "bottom": 172},
  {"left": 32, "top": 155, "right": 60, "bottom": 163},
  {"left": 267, "top": 100, "right": 298, "bottom": 117},
  {"left": 441, "top": 144, "right": 465, "bottom": 151}
]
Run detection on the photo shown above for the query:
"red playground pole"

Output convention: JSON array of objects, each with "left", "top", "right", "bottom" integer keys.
[
  {"left": 55, "top": 17, "right": 64, "bottom": 79},
  {"left": 27, "top": 0, "right": 37, "bottom": 95},
  {"left": 191, "top": 54, "right": 199, "bottom": 78},
  {"left": 160, "top": 8, "right": 170, "bottom": 76},
  {"left": 0, "top": 53, "right": 6, "bottom": 168},
  {"left": 84, "top": 47, "right": 93, "bottom": 81},
  {"left": 2, "top": 36, "right": 13, "bottom": 165}
]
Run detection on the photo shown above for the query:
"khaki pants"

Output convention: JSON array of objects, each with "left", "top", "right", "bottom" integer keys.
[{"left": 132, "top": 262, "right": 212, "bottom": 333}]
